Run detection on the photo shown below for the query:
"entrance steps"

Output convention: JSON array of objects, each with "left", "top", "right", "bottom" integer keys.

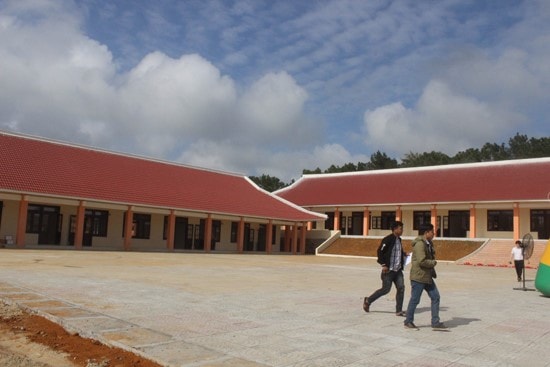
[{"left": 456, "top": 238, "right": 547, "bottom": 269}]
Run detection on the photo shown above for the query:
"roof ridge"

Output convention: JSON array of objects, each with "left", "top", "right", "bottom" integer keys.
[{"left": 298, "top": 157, "right": 550, "bottom": 179}]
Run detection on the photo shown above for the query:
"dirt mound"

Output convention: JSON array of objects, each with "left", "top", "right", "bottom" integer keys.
[{"left": 0, "top": 301, "right": 162, "bottom": 367}]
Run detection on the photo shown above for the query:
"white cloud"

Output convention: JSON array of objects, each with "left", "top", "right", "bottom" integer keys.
[
  {"left": 239, "top": 71, "right": 312, "bottom": 144},
  {"left": 363, "top": 80, "right": 523, "bottom": 158},
  {"left": 179, "top": 140, "right": 367, "bottom": 183},
  {"left": 0, "top": 1, "right": 325, "bottom": 179}
]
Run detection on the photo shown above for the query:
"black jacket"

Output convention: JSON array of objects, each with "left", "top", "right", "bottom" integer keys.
[{"left": 376, "top": 233, "right": 406, "bottom": 271}]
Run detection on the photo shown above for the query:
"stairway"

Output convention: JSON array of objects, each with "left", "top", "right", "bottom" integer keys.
[{"left": 456, "top": 238, "right": 547, "bottom": 269}]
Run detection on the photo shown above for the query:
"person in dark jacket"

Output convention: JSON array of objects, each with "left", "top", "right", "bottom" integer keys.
[
  {"left": 363, "top": 221, "right": 406, "bottom": 316},
  {"left": 404, "top": 223, "right": 447, "bottom": 330}
]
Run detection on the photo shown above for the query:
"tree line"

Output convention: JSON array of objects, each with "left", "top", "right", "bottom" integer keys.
[{"left": 250, "top": 133, "right": 550, "bottom": 192}]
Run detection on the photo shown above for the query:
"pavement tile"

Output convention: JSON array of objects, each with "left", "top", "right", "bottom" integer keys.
[{"left": 0, "top": 250, "right": 549, "bottom": 367}]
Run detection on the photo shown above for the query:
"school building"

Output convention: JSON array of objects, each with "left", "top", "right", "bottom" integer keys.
[
  {"left": 1, "top": 130, "right": 549, "bottom": 255},
  {"left": 274, "top": 157, "right": 550, "bottom": 241},
  {"left": 0, "top": 131, "right": 325, "bottom": 253}
]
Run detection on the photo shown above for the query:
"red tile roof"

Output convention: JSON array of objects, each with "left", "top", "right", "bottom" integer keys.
[
  {"left": 0, "top": 132, "right": 324, "bottom": 222},
  {"left": 275, "top": 158, "right": 550, "bottom": 207}
]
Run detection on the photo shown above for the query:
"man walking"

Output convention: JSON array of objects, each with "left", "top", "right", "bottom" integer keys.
[
  {"left": 363, "top": 221, "right": 406, "bottom": 316},
  {"left": 404, "top": 223, "right": 447, "bottom": 330}
]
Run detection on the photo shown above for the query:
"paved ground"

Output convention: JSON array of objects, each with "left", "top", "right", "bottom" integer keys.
[{"left": 0, "top": 249, "right": 548, "bottom": 367}]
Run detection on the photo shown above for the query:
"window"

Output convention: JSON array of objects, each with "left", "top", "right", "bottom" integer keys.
[
  {"left": 531, "top": 210, "right": 544, "bottom": 231},
  {"left": 123, "top": 213, "right": 151, "bottom": 239},
  {"left": 212, "top": 220, "right": 221, "bottom": 242},
  {"left": 86, "top": 210, "right": 108, "bottom": 236},
  {"left": 231, "top": 222, "right": 238, "bottom": 242},
  {"left": 370, "top": 216, "right": 381, "bottom": 229},
  {"left": 413, "top": 211, "right": 431, "bottom": 230},
  {"left": 487, "top": 210, "right": 513, "bottom": 231},
  {"left": 26, "top": 205, "right": 60, "bottom": 233},
  {"left": 324, "top": 212, "right": 334, "bottom": 230},
  {"left": 381, "top": 211, "right": 396, "bottom": 230}
]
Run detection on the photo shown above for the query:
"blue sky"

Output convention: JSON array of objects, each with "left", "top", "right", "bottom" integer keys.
[{"left": 1, "top": 0, "right": 549, "bottom": 181}]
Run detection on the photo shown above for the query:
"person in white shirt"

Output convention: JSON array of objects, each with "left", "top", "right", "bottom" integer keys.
[{"left": 510, "top": 240, "right": 524, "bottom": 282}]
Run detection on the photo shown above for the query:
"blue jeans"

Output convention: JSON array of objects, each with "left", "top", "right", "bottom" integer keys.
[
  {"left": 405, "top": 280, "right": 440, "bottom": 326},
  {"left": 367, "top": 270, "right": 405, "bottom": 312}
]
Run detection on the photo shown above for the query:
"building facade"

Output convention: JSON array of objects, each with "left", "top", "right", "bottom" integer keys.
[
  {"left": 275, "top": 158, "right": 550, "bottom": 241},
  {"left": 0, "top": 131, "right": 326, "bottom": 253}
]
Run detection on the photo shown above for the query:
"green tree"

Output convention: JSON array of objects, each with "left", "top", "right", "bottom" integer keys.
[
  {"left": 508, "top": 133, "right": 531, "bottom": 159},
  {"left": 452, "top": 148, "right": 482, "bottom": 164},
  {"left": 366, "top": 151, "right": 398, "bottom": 170},
  {"left": 401, "top": 151, "right": 451, "bottom": 167},
  {"left": 249, "top": 174, "right": 288, "bottom": 192},
  {"left": 303, "top": 167, "right": 322, "bottom": 174},
  {"left": 530, "top": 136, "right": 550, "bottom": 157},
  {"left": 480, "top": 142, "right": 510, "bottom": 161}
]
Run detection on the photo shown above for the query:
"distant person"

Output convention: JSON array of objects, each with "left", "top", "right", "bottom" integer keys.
[
  {"left": 404, "top": 223, "right": 447, "bottom": 331},
  {"left": 363, "top": 221, "right": 406, "bottom": 316},
  {"left": 510, "top": 240, "right": 524, "bottom": 282}
]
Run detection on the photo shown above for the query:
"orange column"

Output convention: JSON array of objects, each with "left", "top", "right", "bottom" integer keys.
[
  {"left": 266, "top": 220, "right": 273, "bottom": 254},
  {"left": 237, "top": 218, "right": 244, "bottom": 253},
  {"left": 284, "top": 225, "right": 291, "bottom": 252},
  {"left": 204, "top": 214, "right": 212, "bottom": 252},
  {"left": 431, "top": 205, "right": 438, "bottom": 237},
  {"left": 396, "top": 206, "right": 402, "bottom": 222},
  {"left": 363, "top": 208, "right": 369, "bottom": 236},
  {"left": 300, "top": 223, "right": 307, "bottom": 255},
  {"left": 307, "top": 221, "right": 312, "bottom": 230},
  {"left": 167, "top": 210, "right": 175, "bottom": 251},
  {"left": 16, "top": 195, "right": 28, "bottom": 248},
  {"left": 291, "top": 224, "right": 298, "bottom": 254},
  {"left": 123, "top": 206, "right": 133, "bottom": 251},
  {"left": 74, "top": 201, "right": 85, "bottom": 249},
  {"left": 334, "top": 208, "right": 340, "bottom": 231},
  {"left": 513, "top": 203, "right": 520, "bottom": 241},
  {"left": 469, "top": 204, "right": 477, "bottom": 238}
]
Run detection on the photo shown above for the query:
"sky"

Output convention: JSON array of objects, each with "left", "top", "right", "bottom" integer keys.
[{"left": 1, "top": 0, "right": 549, "bottom": 182}]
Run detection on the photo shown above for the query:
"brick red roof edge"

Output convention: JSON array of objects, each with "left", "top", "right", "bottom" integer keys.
[
  {"left": 0, "top": 131, "right": 325, "bottom": 222},
  {"left": 275, "top": 157, "right": 550, "bottom": 207}
]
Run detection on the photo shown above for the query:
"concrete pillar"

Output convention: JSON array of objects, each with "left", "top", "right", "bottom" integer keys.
[
  {"left": 123, "top": 206, "right": 133, "bottom": 251},
  {"left": 469, "top": 204, "right": 477, "bottom": 238},
  {"left": 431, "top": 205, "right": 438, "bottom": 237},
  {"left": 334, "top": 208, "right": 340, "bottom": 231},
  {"left": 16, "top": 195, "right": 28, "bottom": 248},
  {"left": 300, "top": 223, "right": 307, "bottom": 255},
  {"left": 74, "top": 201, "right": 86, "bottom": 249},
  {"left": 284, "top": 226, "right": 291, "bottom": 252},
  {"left": 513, "top": 203, "right": 520, "bottom": 241},
  {"left": 204, "top": 214, "right": 212, "bottom": 252},
  {"left": 237, "top": 218, "right": 244, "bottom": 253},
  {"left": 363, "top": 208, "right": 369, "bottom": 236},
  {"left": 266, "top": 220, "right": 273, "bottom": 254},
  {"left": 167, "top": 210, "right": 175, "bottom": 251}
]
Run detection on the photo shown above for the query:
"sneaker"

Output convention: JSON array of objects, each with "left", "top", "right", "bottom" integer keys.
[
  {"left": 396, "top": 311, "right": 406, "bottom": 317},
  {"left": 432, "top": 322, "right": 449, "bottom": 331},
  {"left": 404, "top": 322, "right": 419, "bottom": 330},
  {"left": 363, "top": 297, "right": 370, "bottom": 313}
]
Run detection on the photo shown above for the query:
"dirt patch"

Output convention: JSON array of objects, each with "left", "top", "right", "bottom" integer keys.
[
  {"left": 0, "top": 301, "right": 162, "bottom": 367},
  {"left": 321, "top": 237, "right": 484, "bottom": 261}
]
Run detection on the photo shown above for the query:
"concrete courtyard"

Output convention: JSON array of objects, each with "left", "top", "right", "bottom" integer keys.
[{"left": 0, "top": 249, "right": 548, "bottom": 367}]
